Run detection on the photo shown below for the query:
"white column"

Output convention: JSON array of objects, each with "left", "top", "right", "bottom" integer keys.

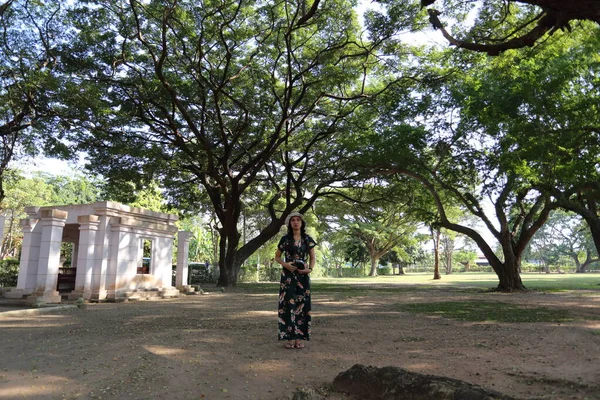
[
  {"left": 106, "top": 218, "right": 136, "bottom": 299},
  {"left": 17, "top": 218, "right": 39, "bottom": 292},
  {"left": 90, "top": 214, "right": 110, "bottom": 300},
  {"left": 27, "top": 209, "right": 68, "bottom": 304},
  {"left": 0, "top": 215, "right": 5, "bottom": 250},
  {"left": 70, "top": 242, "right": 79, "bottom": 270},
  {"left": 69, "top": 215, "right": 100, "bottom": 300},
  {"left": 176, "top": 231, "right": 193, "bottom": 290},
  {"left": 5, "top": 218, "right": 39, "bottom": 299},
  {"left": 151, "top": 235, "right": 172, "bottom": 288}
]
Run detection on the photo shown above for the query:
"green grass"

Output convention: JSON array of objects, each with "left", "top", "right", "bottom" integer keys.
[
  {"left": 237, "top": 272, "right": 600, "bottom": 294},
  {"left": 396, "top": 301, "right": 573, "bottom": 323}
]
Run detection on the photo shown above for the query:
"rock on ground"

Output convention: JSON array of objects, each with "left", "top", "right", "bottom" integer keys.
[{"left": 332, "top": 364, "right": 517, "bottom": 400}]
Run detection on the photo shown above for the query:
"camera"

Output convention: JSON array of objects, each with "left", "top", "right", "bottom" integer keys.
[{"left": 292, "top": 260, "right": 305, "bottom": 270}]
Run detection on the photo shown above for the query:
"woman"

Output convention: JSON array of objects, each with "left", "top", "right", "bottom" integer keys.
[{"left": 275, "top": 212, "right": 317, "bottom": 349}]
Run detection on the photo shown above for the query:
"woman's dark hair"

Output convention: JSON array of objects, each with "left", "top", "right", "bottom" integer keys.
[{"left": 286, "top": 217, "right": 306, "bottom": 236}]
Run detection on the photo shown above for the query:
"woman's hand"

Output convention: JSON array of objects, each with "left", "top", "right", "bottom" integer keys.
[
  {"left": 286, "top": 263, "right": 297, "bottom": 272},
  {"left": 297, "top": 268, "right": 311, "bottom": 275}
]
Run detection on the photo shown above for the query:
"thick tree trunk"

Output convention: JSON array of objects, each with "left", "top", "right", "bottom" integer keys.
[
  {"left": 489, "top": 256, "right": 526, "bottom": 291},
  {"left": 369, "top": 257, "right": 378, "bottom": 277},
  {"left": 573, "top": 254, "right": 584, "bottom": 273},
  {"left": 577, "top": 249, "right": 598, "bottom": 273},
  {"left": 586, "top": 218, "right": 600, "bottom": 259},
  {"left": 216, "top": 214, "right": 242, "bottom": 287}
]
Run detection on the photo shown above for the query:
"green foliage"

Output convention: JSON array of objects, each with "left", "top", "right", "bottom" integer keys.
[
  {"left": 0, "top": 259, "right": 19, "bottom": 287},
  {"left": 127, "top": 182, "right": 173, "bottom": 214},
  {"left": 396, "top": 301, "right": 573, "bottom": 323},
  {"left": 60, "top": 0, "right": 386, "bottom": 285},
  {"left": 0, "top": 1, "right": 79, "bottom": 204},
  {"left": 0, "top": 169, "right": 101, "bottom": 258},
  {"left": 188, "top": 263, "right": 217, "bottom": 285}
]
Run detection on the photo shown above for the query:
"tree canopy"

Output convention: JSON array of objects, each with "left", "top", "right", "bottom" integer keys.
[
  {"left": 420, "top": 0, "right": 600, "bottom": 55},
  {"left": 1, "top": 0, "right": 598, "bottom": 290}
]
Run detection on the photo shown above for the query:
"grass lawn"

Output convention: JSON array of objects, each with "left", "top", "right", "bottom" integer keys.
[
  {"left": 316, "top": 272, "right": 600, "bottom": 291},
  {"left": 237, "top": 272, "right": 600, "bottom": 324},
  {"left": 238, "top": 272, "right": 600, "bottom": 293}
]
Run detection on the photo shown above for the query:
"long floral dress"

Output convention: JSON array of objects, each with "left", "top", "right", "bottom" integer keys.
[{"left": 277, "top": 233, "right": 317, "bottom": 341}]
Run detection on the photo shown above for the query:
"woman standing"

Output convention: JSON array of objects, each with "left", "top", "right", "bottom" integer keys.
[{"left": 275, "top": 212, "right": 317, "bottom": 349}]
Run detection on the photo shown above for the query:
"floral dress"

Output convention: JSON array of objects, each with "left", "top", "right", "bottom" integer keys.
[{"left": 277, "top": 233, "right": 317, "bottom": 341}]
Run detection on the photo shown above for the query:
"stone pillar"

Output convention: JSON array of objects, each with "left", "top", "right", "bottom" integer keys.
[
  {"left": 70, "top": 242, "right": 79, "bottom": 270},
  {"left": 155, "top": 234, "right": 179, "bottom": 298},
  {"left": 69, "top": 215, "right": 100, "bottom": 300},
  {"left": 0, "top": 215, "right": 5, "bottom": 248},
  {"left": 5, "top": 218, "right": 40, "bottom": 299},
  {"left": 176, "top": 231, "right": 193, "bottom": 290},
  {"left": 27, "top": 209, "right": 68, "bottom": 304},
  {"left": 106, "top": 218, "right": 136, "bottom": 299},
  {"left": 89, "top": 214, "right": 110, "bottom": 300}
]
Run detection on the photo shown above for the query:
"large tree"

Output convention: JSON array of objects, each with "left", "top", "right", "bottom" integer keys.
[
  {"left": 63, "top": 0, "right": 401, "bottom": 286},
  {"left": 359, "top": 26, "right": 598, "bottom": 291},
  {"left": 340, "top": 46, "right": 560, "bottom": 290},
  {"left": 316, "top": 184, "right": 420, "bottom": 276},
  {"left": 419, "top": 0, "right": 600, "bottom": 55},
  {"left": 528, "top": 210, "right": 599, "bottom": 273},
  {"left": 450, "top": 27, "right": 600, "bottom": 258},
  {"left": 0, "top": 1, "right": 72, "bottom": 204}
]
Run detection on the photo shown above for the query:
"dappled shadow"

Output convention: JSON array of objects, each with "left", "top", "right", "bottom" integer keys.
[{"left": 0, "top": 284, "right": 599, "bottom": 399}]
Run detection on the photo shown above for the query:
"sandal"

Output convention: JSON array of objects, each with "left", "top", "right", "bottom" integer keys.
[
  {"left": 284, "top": 341, "right": 295, "bottom": 349},
  {"left": 295, "top": 340, "right": 305, "bottom": 349}
]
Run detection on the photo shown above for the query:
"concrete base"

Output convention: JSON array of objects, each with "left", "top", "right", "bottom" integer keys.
[
  {"left": 27, "top": 290, "right": 62, "bottom": 305},
  {"left": 4, "top": 290, "right": 27, "bottom": 299},
  {"left": 177, "top": 285, "right": 195, "bottom": 293},
  {"left": 89, "top": 290, "right": 108, "bottom": 301},
  {"left": 67, "top": 290, "right": 92, "bottom": 301},
  {"left": 116, "top": 287, "right": 181, "bottom": 301},
  {"left": 160, "top": 287, "right": 181, "bottom": 298}
]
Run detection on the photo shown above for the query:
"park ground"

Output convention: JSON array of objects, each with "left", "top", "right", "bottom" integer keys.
[{"left": 0, "top": 273, "right": 599, "bottom": 400}]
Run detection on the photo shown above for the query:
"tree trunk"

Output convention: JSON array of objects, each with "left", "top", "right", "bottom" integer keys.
[
  {"left": 369, "top": 256, "right": 378, "bottom": 277},
  {"left": 216, "top": 213, "right": 242, "bottom": 287},
  {"left": 398, "top": 262, "right": 405, "bottom": 275},
  {"left": 573, "top": 253, "right": 584, "bottom": 273},
  {"left": 586, "top": 218, "right": 600, "bottom": 259},
  {"left": 543, "top": 261, "right": 550, "bottom": 274},
  {"left": 445, "top": 249, "right": 453, "bottom": 274},
  {"left": 489, "top": 255, "right": 526, "bottom": 291},
  {"left": 441, "top": 235, "right": 454, "bottom": 274},
  {"left": 463, "top": 261, "right": 471, "bottom": 272},
  {"left": 578, "top": 249, "right": 598, "bottom": 273},
  {"left": 432, "top": 228, "right": 441, "bottom": 280}
]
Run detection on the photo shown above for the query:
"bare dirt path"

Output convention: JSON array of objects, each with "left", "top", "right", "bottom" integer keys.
[{"left": 1, "top": 285, "right": 599, "bottom": 400}]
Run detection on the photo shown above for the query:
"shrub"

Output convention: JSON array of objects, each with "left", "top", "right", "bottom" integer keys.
[
  {"left": 188, "top": 263, "right": 217, "bottom": 284},
  {"left": 0, "top": 259, "right": 20, "bottom": 287}
]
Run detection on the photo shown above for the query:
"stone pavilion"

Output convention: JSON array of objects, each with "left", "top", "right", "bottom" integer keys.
[{"left": 4, "top": 202, "right": 194, "bottom": 303}]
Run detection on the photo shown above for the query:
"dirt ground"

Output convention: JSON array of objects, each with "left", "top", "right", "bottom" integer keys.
[{"left": 1, "top": 283, "right": 599, "bottom": 400}]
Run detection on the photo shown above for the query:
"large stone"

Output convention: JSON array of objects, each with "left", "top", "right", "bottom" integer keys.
[{"left": 332, "top": 364, "right": 517, "bottom": 400}]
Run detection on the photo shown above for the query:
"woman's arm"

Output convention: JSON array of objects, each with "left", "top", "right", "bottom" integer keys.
[
  {"left": 299, "top": 247, "right": 316, "bottom": 275},
  {"left": 275, "top": 249, "right": 297, "bottom": 272}
]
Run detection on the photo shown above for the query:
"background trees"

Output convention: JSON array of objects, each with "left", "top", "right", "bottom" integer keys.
[
  {"left": 0, "top": 1, "right": 74, "bottom": 204},
  {"left": 339, "top": 27, "right": 600, "bottom": 290},
  {"left": 0, "top": 0, "right": 597, "bottom": 290},
  {"left": 63, "top": 0, "right": 385, "bottom": 286}
]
